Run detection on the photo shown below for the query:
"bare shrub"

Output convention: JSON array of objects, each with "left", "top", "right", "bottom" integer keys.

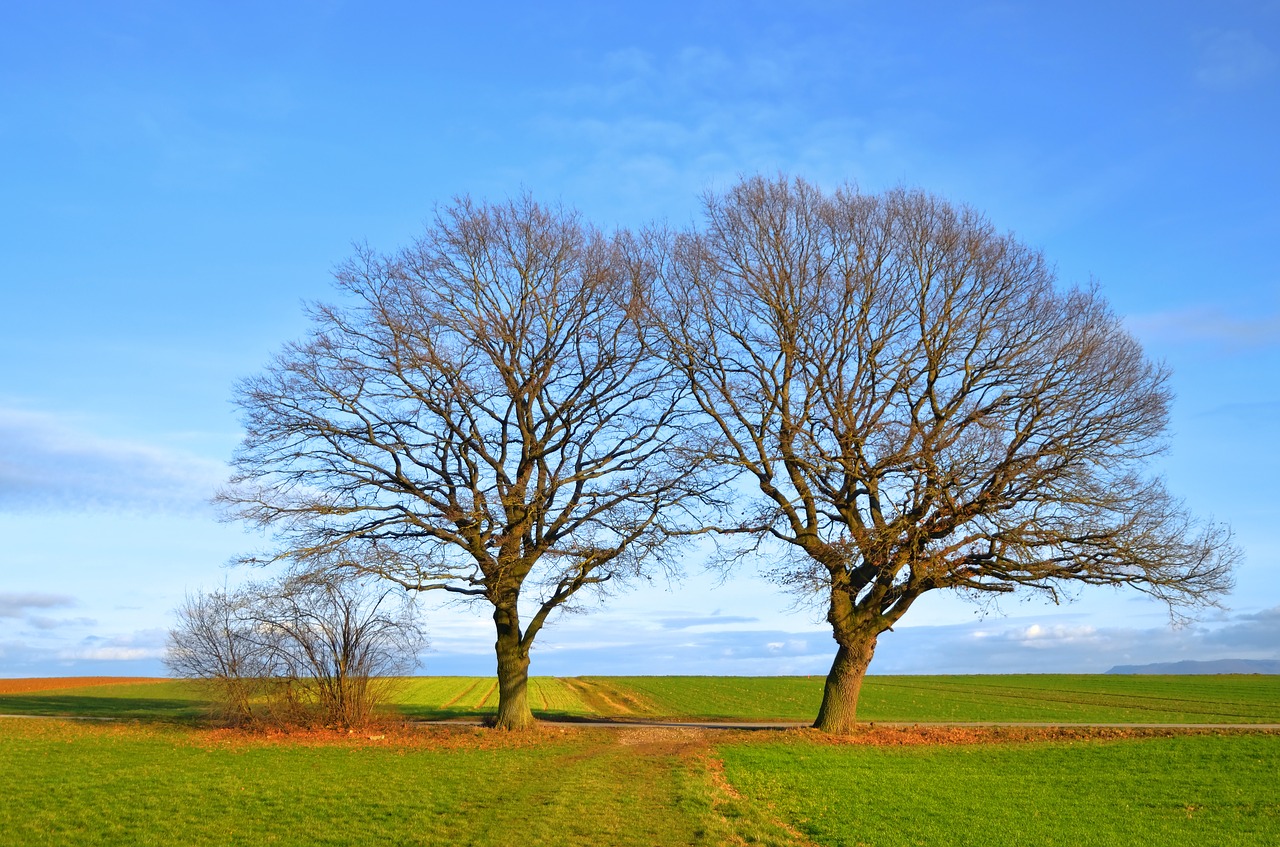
[{"left": 166, "top": 574, "right": 426, "bottom": 729}]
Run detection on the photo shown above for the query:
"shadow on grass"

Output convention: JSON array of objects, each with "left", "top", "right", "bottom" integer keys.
[
  {"left": 394, "top": 705, "right": 612, "bottom": 723},
  {"left": 393, "top": 704, "right": 496, "bottom": 722},
  {"left": 0, "top": 694, "right": 210, "bottom": 722}
]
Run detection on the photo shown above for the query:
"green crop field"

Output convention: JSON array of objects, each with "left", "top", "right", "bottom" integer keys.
[
  {"left": 343, "top": 673, "right": 1280, "bottom": 724},
  {"left": 583, "top": 674, "right": 1280, "bottom": 723},
  {"left": 404, "top": 675, "right": 1280, "bottom": 721},
  {"left": 855, "top": 674, "right": 1280, "bottom": 723},
  {"left": 5, "top": 674, "right": 1280, "bottom": 724},
  {"left": 0, "top": 679, "right": 209, "bottom": 721}
]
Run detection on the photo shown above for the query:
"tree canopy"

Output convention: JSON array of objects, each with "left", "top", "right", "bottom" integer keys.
[
  {"left": 220, "top": 196, "right": 708, "bottom": 729},
  {"left": 220, "top": 178, "right": 1237, "bottom": 733},
  {"left": 658, "top": 176, "right": 1238, "bottom": 732}
]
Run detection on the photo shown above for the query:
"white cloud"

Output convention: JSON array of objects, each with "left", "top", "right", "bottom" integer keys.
[
  {"left": 873, "top": 606, "right": 1280, "bottom": 674},
  {"left": 71, "top": 646, "right": 162, "bottom": 661},
  {"left": 59, "top": 628, "right": 168, "bottom": 663},
  {"left": 1, "top": 626, "right": 169, "bottom": 676},
  {"left": 1007, "top": 623, "right": 1100, "bottom": 645},
  {"left": 0, "top": 407, "right": 227, "bottom": 513}
]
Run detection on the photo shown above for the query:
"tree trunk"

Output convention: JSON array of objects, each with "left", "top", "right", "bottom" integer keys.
[
  {"left": 813, "top": 635, "right": 877, "bottom": 734},
  {"left": 492, "top": 606, "right": 535, "bottom": 730}
]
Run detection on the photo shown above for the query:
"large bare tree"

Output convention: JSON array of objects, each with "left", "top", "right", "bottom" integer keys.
[
  {"left": 220, "top": 196, "right": 703, "bottom": 729},
  {"left": 660, "top": 176, "right": 1238, "bottom": 733}
]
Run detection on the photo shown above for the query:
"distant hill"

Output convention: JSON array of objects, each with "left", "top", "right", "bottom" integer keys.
[{"left": 1106, "top": 659, "right": 1280, "bottom": 675}]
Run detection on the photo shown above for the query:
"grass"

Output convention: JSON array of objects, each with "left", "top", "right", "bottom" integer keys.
[
  {"left": 0, "top": 719, "right": 791, "bottom": 847},
  {"left": 718, "top": 732, "right": 1280, "bottom": 846},
  {"left": 3, "top": 676, "right": 1278, "bottom": 845},
  {"left": 0, "top": 680, "right": 209, "bottom": 721},
  {"left": 584, "top": 674, "right": 1280, "bottom": 723},
  {"left": 855, "top": 674, "right": 1280, "bottom": 723},
  {"left": 593, "top": 675, "right": 819, "bottom": 720},
  {"left": 1, "top": 717, "right": 1275, "bottom": 846},
  {"left": 4, "top": 674, "right": 1279, "bottom": 724}
]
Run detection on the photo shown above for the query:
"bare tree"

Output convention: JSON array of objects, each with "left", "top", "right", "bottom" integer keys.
[
  {"left": 659, "top": 176, "right": 1239, "bottom": 733},
  {"left": 166, "top": 574, "right": 425, "bottom": 728},
  {"left": 165, "top": 587, "right": 265, "bottom": 726},
  {"left": 219, "top": 196, "right": 706, "bottom": 729},
  {"left": 250, "top": 573, "right": 425, "bottom": 729}
]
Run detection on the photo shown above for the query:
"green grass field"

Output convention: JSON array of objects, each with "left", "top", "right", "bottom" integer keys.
[
  {"left": 6, "top": 674, "right": 1280, "bottom": 724},
  {"left": 0, "top": 719, "right": 783, "bottom": 847},
  {"left": 719, "top": 733, "right": 1280, "bottom": 846},
  {"left": 400, "top": 674, "right": 1280, "bottom": 723},
  {"left": 3, "top": 676, "right": 1278, "bottom": 846},
  {"left": 0, "top": 679, "right": 209, "bottom": 721},
  {"left": 1, "top": 716, "right": 1275, "bottom": 846}
]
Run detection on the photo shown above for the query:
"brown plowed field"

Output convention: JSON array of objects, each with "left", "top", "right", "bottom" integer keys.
[{"left": 0, "top": 677, "right": 165, "bottom": 694}]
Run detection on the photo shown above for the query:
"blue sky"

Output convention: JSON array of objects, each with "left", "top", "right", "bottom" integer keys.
[{"left": 2, "top": 1, "right": 1277, "bottom": 678}]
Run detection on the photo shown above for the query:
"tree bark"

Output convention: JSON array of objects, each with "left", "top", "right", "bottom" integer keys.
[
  {"left": 492, "top": 606, "right": 535, "bottom": 730},
  {"left": 813, "top": 635, "right": 877, "bottom": 734}
]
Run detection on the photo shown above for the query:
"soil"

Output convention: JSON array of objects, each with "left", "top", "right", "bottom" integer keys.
[{"left": 0, "top": 677, "right": 166, "bottom": 695}]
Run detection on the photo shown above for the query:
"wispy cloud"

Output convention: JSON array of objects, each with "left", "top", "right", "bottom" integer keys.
[
  {"left": 1194, "top": 29, "right": 1277, "bottom": 91},
  {"left": 1193, "top": 400, "right": 1280, "bottom": 423},
  {"left": 1203, "top": 605, "right": 1280, "bottom": 650},
  {"left": 657, "top": 613, "right": 760, "bottom": 630},
  {"left": 0, "top": 592, "right": 76, "bottom": 618},
  {"left": 27, "top": 615, "right": 96, "bottom": 631},
  {"left": 521, "top": 43, "right": 914, "bottom": 224},
  {"left": 0, "top": 407, "right": 226, "bottom": 513},
  {"left": 1125, "top": 307, "right": 1280, "bottom": 350},
  {"left": 530, "top": 626, "right": 832, "bottom": 676}
]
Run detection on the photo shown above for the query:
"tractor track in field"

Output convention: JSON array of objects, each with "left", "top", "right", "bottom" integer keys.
[
  {"left": 475, "top": 680, "right": 498, "bottom": 708},
  {"left": 439, "top": 679, "right": 482, "bottom": 709},
  {"left": 562, "top": 678, "right": 636, "bottom": 716}
]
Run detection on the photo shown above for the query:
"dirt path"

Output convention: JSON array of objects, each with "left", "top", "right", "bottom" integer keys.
[{"left": 578, "top": 725, "right": 815, "bottom": 846}]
